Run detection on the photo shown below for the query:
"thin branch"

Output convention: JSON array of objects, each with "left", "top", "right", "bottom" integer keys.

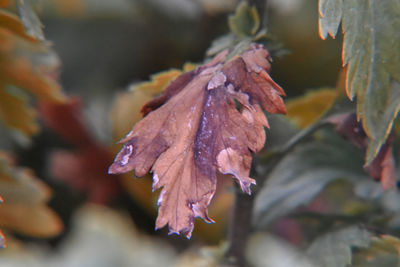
[{"left": 224, "top": 183, "right": 255, "bottom": 267}]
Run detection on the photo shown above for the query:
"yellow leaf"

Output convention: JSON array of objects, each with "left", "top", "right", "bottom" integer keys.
[
  {"left": 137, "top": 69, "right": 182, "bottom": 94},
  {"left": 0, "top": 87, "right": 39, "bottom": 136},
  {"left": 286, "top": 88, "right": 338, "bottom": 128}
]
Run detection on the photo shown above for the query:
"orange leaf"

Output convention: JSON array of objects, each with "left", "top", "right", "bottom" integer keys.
[
  {"left": 0, "top": 204, "right": 62, "bottom": 237},
  {"left": 0, "top": 87, "right": 39, "bottom": 136},
  {"left": 0, "top": 151, "right": 63, "bottom": 238},
  {"left": 0, "top": 0, "right": 10, "bottom": 9},
  {"left": 0, "top": 9, "right": 66, "bottom": 137},
  {"left": 0, "top": 10, "right": 37, "bottom": 41}
]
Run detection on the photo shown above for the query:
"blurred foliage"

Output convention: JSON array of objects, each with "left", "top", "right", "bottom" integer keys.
[
  {"left": 286, "top": 88, "right": 338, "bottom": 128},
  {"left": 0, "top": 205, "right": 176, "bottom": 267},
  {"left": 0, "top": 151, "right": 63, "bottom": 242},
  {"left": 352, "top": 235, "right": 400, "bottom": 266},
  {"left": 0, "top": 0, "right": 399, "bottom": 266},
  {"left": 307, "top": 226, "right": 372, "bottom": 267},
  {"left": 0, "top": 0, "right": 65, "bottom": 139}
]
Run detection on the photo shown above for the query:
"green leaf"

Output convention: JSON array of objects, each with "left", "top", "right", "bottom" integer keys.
[
  {"left": 253, "top": 132, "right": 369, "bottom": 227},
  {"left": 318, "top": 0, "right": 400, "bottom": 164},
  {"left": 228, "top": 1, "right": 260, "bottom": 37},
  {"left": 352, "top": 235, "right": 400, "bottom": 267},
  {"left": 318, "top": 0, "right": 343, "bottom": 39},
  {"left": 307, "top": 226, "right": 372, "bottom": 267}
]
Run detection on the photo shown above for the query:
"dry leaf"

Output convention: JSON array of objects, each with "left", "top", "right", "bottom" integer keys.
[
  {"left": 112, "top": 65, "right": 232, "bottom": 242},
  {"left": 111, "top": 69, "right": 184, "bottom": 141},
  {"left": 109, "top": 43, "right": 286, "bottom": 238}
]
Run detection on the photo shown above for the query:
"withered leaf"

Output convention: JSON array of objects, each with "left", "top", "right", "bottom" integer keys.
[{"left": 109, "top": 44, "right": 286, "bottom": 238}]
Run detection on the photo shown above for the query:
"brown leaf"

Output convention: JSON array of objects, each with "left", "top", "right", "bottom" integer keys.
[
  {"left": 111, "top": 69, "right": 184, "bottom": 141},
  {"left": 110, "top": 66, "right": 197, "bottom": 218},
  {"left": 109, "top": 43, "right": 286, "bottom": 238}
]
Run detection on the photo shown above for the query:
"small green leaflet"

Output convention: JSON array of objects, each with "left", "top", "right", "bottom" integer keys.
[
  {"left": 318, "top": 0, "right": 400, "bottom": 164},
  {"left": 228, "top": 1, "right": 260, "bottom": 37}
]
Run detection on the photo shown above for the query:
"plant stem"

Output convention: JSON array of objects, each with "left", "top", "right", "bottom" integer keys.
[{"left": 225, "top": 183, "right": 255, "bottom": 267}]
